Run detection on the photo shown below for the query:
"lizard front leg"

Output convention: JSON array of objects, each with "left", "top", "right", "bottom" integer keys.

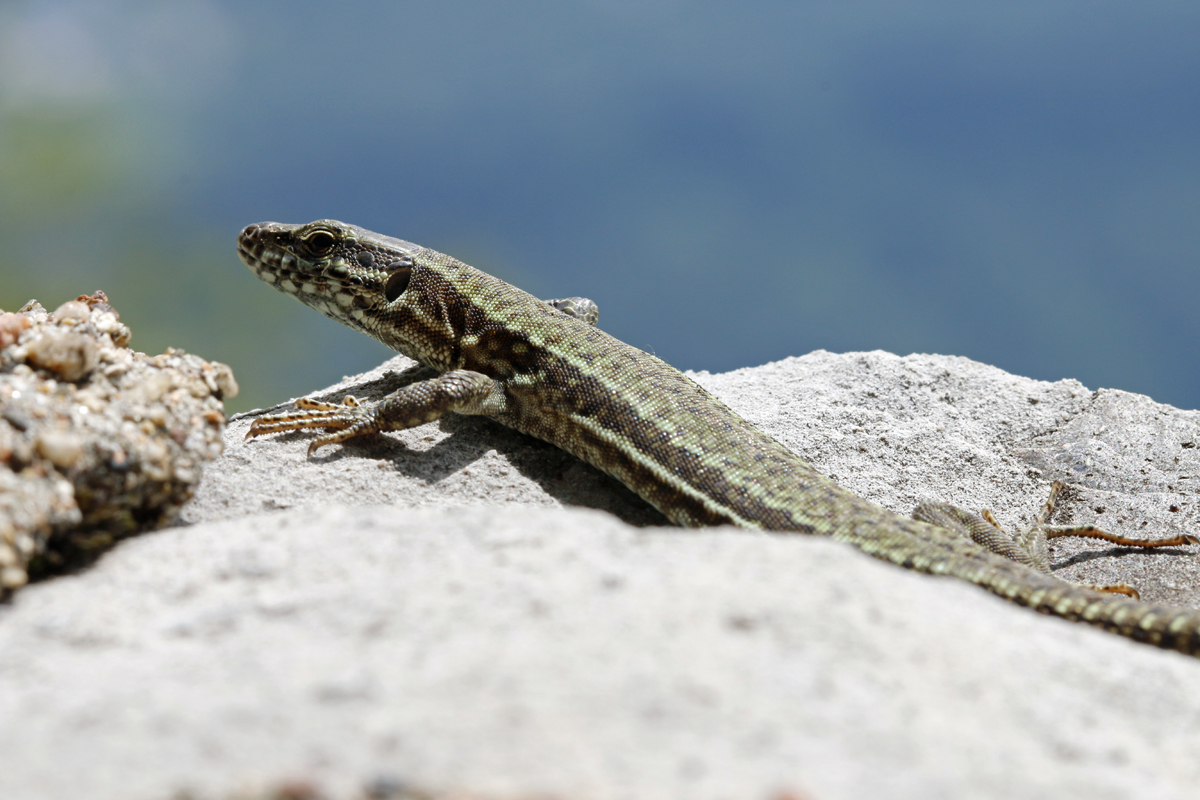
[{"left": 245, "top": 369, "right": 509, "bottom": 456}]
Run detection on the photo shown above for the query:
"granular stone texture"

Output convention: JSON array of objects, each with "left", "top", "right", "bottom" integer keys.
[{"left": 0, "top": 291, "right": 236, "bottom": 591}]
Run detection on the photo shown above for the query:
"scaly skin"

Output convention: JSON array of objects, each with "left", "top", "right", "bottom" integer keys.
[{"left": 237, "top": 219, "right": 1200, "bottom": 655}]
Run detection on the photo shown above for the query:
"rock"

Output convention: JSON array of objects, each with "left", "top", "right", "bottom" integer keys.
[
  {"left": 0, "top": 292, "right": 236, "bottom": 591},
  {"left": 5, "top": 347, "right": 1200, "bottom": 799}
]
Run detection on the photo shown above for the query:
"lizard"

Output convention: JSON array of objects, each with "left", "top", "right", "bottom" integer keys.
[{"left": 237, "top": 219, "right": 1200, "bottom": 656}]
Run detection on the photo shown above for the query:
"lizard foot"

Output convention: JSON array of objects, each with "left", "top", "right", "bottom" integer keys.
[{"left": 245, "top": 395, "right": 379, "bottom": 455}]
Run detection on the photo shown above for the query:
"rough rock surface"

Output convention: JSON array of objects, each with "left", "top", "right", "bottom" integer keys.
[
  {"left": 189, "top": 350, "right": 1200, "bottom": 609},
  {"left": 0, "top": 293, "right": 236, "bottom": 592},
  {"left": 4, "top": 349, "right": 1200, "bottom": 800}
]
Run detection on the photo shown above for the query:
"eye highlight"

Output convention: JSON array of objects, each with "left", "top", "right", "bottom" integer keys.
[{"left": 302, "top": 230, "right": 337, "bottom": 256}]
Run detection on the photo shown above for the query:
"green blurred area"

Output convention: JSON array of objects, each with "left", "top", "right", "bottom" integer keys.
[
  {"left": 0, "top": 102, "right": 386, "bottom": 413},
  {"left": 0, "top": 108, "right": 124, "bottom": 212},
  {"left": 0, "top": 1, "right": 377, "bottom": 415}
]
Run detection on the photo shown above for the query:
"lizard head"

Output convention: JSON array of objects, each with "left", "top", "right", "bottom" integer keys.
[{"left": 237, "top": 219, "right": 420, "bottom": 337}]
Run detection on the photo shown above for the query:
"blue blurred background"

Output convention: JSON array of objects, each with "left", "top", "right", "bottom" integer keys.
[{"left": 1, "top": 1, "right": 1196, "bottom": 413}]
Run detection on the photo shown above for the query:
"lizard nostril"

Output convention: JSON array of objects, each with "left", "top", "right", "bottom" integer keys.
[{"left": 238, "top": 223, "right": 270, "bottom": 248}]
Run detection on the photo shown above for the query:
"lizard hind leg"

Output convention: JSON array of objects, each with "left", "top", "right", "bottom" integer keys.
[
  {"left": 912, "top": 499, "right": 1051, "bottom": 573},
  {"left": 914, "top": 481, "right": 1200, "bottom": 600}
]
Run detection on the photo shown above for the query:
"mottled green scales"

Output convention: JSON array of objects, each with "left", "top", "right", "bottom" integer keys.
[{"left": 238, "top": 219, "right": 1200, "bottom": 655}]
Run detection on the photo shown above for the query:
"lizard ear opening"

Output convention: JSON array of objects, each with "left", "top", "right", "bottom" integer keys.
[{"left": 384, "top": 263, "right": 412, "bottom": 301}]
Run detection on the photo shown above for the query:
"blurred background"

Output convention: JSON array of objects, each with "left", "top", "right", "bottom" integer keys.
[{"left": 0, "top": 1, "right": 1196, "bottom": 414}]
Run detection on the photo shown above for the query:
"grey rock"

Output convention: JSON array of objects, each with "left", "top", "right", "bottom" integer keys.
[{"left": 5, "top": 349, "right": 1200, "bottom": 800}]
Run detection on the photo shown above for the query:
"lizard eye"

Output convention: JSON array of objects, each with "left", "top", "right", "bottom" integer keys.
[
  {"left": 384, "top": 261, "right": 412, "bottom": 301},
  {"left": 303, "top": 230, "right": 337, "bottom": 256}
]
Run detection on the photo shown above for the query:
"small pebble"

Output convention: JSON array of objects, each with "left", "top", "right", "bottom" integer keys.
[
  {"left": 51, "top": 300, "right": 90, "bottom": 324},
  {"left": 35, "top": 431, "right": 85, "bottom": 469}
]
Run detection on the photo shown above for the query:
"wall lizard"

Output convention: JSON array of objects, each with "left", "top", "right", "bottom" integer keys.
[{"left": 238, "top": 219, "right": 1200, "bottom": 656}]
